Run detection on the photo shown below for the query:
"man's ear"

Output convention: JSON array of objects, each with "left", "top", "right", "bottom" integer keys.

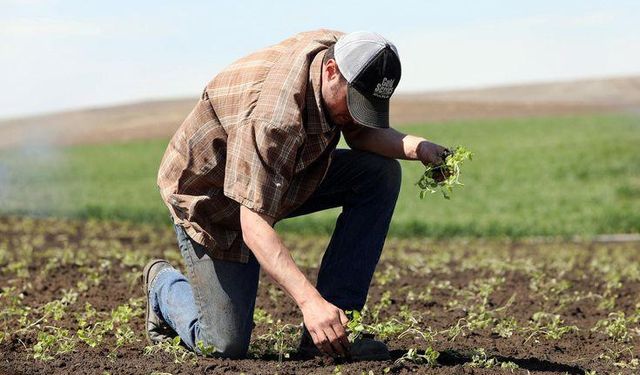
[{"left": 324, "top": 59, "right": 340, "bottom": 81}]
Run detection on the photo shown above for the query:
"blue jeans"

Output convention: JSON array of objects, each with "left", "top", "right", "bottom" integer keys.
[{"left": 150, "top": 149, "right": 402, "bottom": 358}]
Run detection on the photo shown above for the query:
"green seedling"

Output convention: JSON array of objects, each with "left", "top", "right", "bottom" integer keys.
[
  {"left": 592, "top": 311, "right": 638, "bottom": 343},
  {"left": 614, "top": 357, "right": 639, "bottom": 370},
  {"left": 256, "top": 320, "right": 299, "bottom": 364},
  {"left": 524, "top": 312, "right": 578, "bottom": 343},
  {"left": 253, "top": 307, "right": 274, "bottom": 325},
  {"left": 196, "top": 340, "right": 217, "bottom": 357},
  {"left": 598, "top": 342, "right": 640, "bottom": 370},
  {"left": 115, "top": 325, "right": 136, "bottom": 348},
  {"left": 444, "top": 319, "right": 466, "bottom": 341},
  {"left": 32, "top": 327, "right": 75, "bottom": 361},
  {"left": 493, "top": 317, "right": 519, "bottom": 338},
  {"left": 144, "top": 336, "right": 196, "bottom": 364},
  {"left": 369, "top": 318, "right": 407, "bottom": 340},
  {"left": 394, "top": 347, "right": 439, "bottom": 366},
  {"left": 345, "top": 310, "right": 365, "bottom": 342},
  {"left": 398, "top": 326, "right": 437, "bottom": 343},
  {"left": 416, "top": 145, "right": 473, "bottom": 199},
  {"left": 466, "top": 348, "right": 497, "bottom": 368},
  {"left": 500, "top": 361, "right": 520, "bottom": 372}
]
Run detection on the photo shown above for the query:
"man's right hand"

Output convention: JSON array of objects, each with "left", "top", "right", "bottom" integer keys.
[{"left": 300, "top": 296, "right": 350, "bottom": 357}]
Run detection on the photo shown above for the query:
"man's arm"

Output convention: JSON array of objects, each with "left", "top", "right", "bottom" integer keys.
[
  {"left": 239, "top": 205, "right": 349, "bottom": 357},
  {"left": 342, "top": 124, "right": 448, "bottom": 167}
]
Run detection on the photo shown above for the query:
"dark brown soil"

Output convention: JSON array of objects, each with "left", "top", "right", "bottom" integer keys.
[{"left": 1, "top": 216, "right": 639, "bottom": 374}]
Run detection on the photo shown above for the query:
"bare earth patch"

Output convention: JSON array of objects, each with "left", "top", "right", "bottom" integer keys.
[{"left": 1, "top": 217, "right": 639, "bottom": 374}]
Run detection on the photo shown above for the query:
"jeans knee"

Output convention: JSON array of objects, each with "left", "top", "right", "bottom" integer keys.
[
  {"left": 197, "top": 332, "right": 249, "bottom": 359},
  {"left": 215, "top": 339, "right": 249, "bottom": 359},
  {"left": 374, "top": 155, "right": 402, "bottom": 196}
]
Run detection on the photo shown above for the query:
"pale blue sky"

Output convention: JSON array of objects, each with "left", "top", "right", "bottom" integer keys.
[{"left": 1, "top": 0, "right": 639, "bottom": 119}]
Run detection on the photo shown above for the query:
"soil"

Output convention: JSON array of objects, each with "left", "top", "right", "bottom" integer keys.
[{"left": 0, "top": 216, "right": 639, "bottom": 374}]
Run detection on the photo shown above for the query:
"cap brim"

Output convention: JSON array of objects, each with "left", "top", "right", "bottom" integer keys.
[{"left": 347, "top": 85, "right": 390, "bottom": 129}]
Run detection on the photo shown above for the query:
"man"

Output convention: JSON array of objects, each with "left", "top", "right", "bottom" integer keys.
[{"left": 144, "top": 29, "right": 449, "bottom": 361}]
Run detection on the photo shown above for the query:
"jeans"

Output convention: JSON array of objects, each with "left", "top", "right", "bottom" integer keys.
[{"left": 150, "top": 148, "right": 402, "bottom": 358}]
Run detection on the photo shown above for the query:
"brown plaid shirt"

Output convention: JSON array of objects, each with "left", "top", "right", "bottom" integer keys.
[{"left": 157, "top": 29, "right": 344, "bottom": 263}]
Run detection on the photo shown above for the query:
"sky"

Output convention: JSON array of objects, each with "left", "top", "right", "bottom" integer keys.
[{"left": 1, "top": 0, "right": 639, "bottom": 119}]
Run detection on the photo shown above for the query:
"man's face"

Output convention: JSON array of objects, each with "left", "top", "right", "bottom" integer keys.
[{"left": 321, "top": 59, "right": 355, "bottom": 127}]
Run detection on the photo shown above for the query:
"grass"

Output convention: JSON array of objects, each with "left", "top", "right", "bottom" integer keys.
[{"left": 1, "top": 113, "right": 638, "bottom": 237}]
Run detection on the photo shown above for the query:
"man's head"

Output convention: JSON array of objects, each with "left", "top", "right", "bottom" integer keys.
[{"left": 321, "top": 31, "right": 401, "bottom": 128}]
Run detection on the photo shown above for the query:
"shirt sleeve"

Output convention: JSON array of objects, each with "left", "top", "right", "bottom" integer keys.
[{"left": 223, "top": 118, "right": 303, "bottom": 218}]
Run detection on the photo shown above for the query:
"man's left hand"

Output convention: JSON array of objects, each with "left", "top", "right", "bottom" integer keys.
[{"left": 416, "top": 141, "right": 451, "bottom": 183}]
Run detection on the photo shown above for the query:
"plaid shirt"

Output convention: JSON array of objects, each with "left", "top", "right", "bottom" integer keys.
[{"left": 157, "top": 29, "right": 344, "bottom": 263}]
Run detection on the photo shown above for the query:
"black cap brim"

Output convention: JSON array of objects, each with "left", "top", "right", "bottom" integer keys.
[{"left": 347, "top": 84, "right": 390, "bottom": 129}]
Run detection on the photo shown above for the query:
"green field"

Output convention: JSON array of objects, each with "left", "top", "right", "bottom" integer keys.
[{"left": 1, "top": 113, "right": 639, "bottom": 238}]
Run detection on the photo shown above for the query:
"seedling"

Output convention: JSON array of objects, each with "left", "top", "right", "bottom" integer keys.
[
  {"left": 416, "top": 146, "right": 473, "bottom": 199},
  {"left": 144, "top": 336, "right": 196, "bottom": 364},
  {"left": 592, "top": 311, "right": 637, "bottom": 343},
  {"left": 256, "top": 320, "right": 299, "bottom": 364},
  {"left": 523, "top": 312, "right": 578, "bottom": 343},
  {"left": 493, "top": 317, "right": 519, "bottom": 338},
  {"left": 500, "top": 361, "right": 520, "bottom": 372},
  {"left": 345, "top": 310, "right": 365, "bottom": 342},
  {"left": 394, "top": 347, "right": 439, "bottom": 366},
  {"left": 32, "top": 327, "right": 75, "bottom": 361},
  {"left": 466, "top": 348, "right": 497, "bottom": 368},
  {"left": 196, "top": 340, "right": 217, "bottom": 356},
  {"left": 253, "top": 308, "right": 274, "bottom": 325}
]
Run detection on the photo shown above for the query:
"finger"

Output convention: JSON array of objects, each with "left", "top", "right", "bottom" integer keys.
[
  {"left": 310, "top": 330, "right": 329, "bottom": 356},
  {"left": 317, "top": 331, "right": 335, "bottom": 357},
  {"left": 332, "top": 323, "right": 350, "bottom": 354},
  {"left": 338, "top": 310, "right": 349, "bottom": 326},
  {"left": 325, "top": 327, "right": 346, "bottom": 357}
]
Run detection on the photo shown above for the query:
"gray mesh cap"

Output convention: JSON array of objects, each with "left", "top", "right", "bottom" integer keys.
[{"left": 334, "top": 31, "right": 401, "bottom": 128}]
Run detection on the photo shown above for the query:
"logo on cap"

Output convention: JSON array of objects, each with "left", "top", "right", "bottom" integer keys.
[{"left": 373, "top": 78, "right": 395, "bottom": 99}]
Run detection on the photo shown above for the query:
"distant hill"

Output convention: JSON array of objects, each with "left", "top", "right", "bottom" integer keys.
[
  {"left": 393, "top": 75, "right": 640, "bottom": 124},
  {"left": 1, "top": 75, "right": 638, "bottom": 149}
]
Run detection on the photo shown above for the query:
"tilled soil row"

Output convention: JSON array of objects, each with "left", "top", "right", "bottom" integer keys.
[{"left": 0, "top": 217, "right": 638, "bottom": 374}]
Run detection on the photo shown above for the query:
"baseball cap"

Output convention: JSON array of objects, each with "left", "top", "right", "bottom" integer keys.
[{"left": 334, "top": 31, "right": 402, "bottom": 129}]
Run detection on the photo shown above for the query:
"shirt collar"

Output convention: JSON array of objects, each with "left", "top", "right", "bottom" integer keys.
[{"left": 306, "top": 49, "right": 335, "bottom": 134}]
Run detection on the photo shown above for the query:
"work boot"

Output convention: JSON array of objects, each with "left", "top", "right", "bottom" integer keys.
[
  {"left": 142, "top": 259, "right": 178, "bottom": 344},
  {"left": 297, "top": 327, "right": 390, "bottom": 361}
]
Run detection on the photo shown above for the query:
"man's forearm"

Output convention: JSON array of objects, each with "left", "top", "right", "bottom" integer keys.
[
  {"left": 343, "top": 126, "right": 426, "bottom": 160},
  {"left": 239, "top": 206, "right": 321, "bottom": 308}
]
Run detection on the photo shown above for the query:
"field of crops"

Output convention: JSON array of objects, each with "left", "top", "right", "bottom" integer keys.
[
  {"left": 1, "top": 112, "right": 638, "bottom": 373},
  {"left": 1, "top": 114, "right": 639, "bottom": 238},
  {"left": 1, "top": 216, "right": 639, "bottom": 374}
]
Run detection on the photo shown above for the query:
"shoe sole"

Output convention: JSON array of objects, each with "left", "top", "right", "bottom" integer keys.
[{"left": 142, "top": 259, "right": 170, "bottom": 345}]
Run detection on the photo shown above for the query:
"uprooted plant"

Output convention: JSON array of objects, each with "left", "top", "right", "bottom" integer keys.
[{"left": 416, "top": 145, "right": 473, "bottom": 199}]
